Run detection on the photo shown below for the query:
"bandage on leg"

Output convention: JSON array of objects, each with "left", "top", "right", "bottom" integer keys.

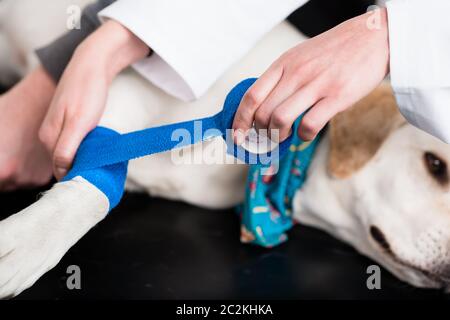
[{"left": 63, "top": 78, "right": 294, "bottom": 210}]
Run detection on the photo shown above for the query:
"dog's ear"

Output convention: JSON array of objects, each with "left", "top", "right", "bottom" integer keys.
[{"left": 328, "top": 83, "right": 406, "bottom": 178}]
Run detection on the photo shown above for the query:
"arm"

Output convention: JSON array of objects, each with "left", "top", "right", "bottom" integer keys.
[
  {"left": 232, "top": 8, "right": 390, "bottom": 142},
  {"left": 38, "top": 0, "right": 309, "bottom": 178},
  {"left": 386, "top": 0, "right": 450, "bottom": 143},
  {"left": 233, "top": 0, "right": 450, "bottom": 145},
  {"left": 98, "top": 0, "right": 309, "bottom": 100},
  {"left": 39, "top": 20, "right": 149, "bottom": 179},
  {"left": 37, "top": 0, "right": 308, "bottom": 101}
]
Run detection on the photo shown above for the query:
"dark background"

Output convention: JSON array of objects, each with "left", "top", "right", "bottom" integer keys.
[
  {"left": 289, "top": 0, "right": 376, "bottom": 37},
  {"left": 2, "top": 0, "right": 449, "bottom": 300},
  {"left": 2, "top": 188, "right": 448, "bottom": 300}
]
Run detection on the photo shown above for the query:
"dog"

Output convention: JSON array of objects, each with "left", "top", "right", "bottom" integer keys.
[{"left": 1, "top": 0, "right": 450, "bottom": 298}]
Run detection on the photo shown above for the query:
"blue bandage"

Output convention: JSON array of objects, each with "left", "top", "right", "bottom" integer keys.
[{"left": 63, "top": 78, "right": 293, "bottom": 210}]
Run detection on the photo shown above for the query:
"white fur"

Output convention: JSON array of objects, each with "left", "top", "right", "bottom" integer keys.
[
  {"left": 1, "top": 0, "right": 450, "bottom": 298},
  {"left": 0, "top": 177, "right": 109, "bottom": 298},
  {"left": 296, "top": 131, "right": 450, "bottom": 289},
  {"left": 0, "top": 32, "right": 20, "bottom": 87},
  {"left": 0, "top": 0, "right": 93, "bottom": 75}
]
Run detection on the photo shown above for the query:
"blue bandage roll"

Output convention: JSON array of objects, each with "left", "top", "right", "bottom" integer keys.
[{"left": 64, "top": 78, "right": 293, "bottom": 209}]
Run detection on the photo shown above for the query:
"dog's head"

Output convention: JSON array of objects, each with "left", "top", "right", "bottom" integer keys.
[{"left": 327, "top": 84, "right": 450, "bottom": 289}]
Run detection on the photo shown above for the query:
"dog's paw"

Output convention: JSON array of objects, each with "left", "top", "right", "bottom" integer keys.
[{"left": 0, "top": 177, "right": 109, "bottom": 299}]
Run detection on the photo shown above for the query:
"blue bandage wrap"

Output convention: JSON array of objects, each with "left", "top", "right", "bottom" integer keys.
[{"left": 63, "top": 78, "right": 293, "bottom": 211}]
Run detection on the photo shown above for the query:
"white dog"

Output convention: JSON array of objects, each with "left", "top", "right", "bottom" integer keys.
[{"left": 1, "top": 0, "right": 450, "bottom": 298}]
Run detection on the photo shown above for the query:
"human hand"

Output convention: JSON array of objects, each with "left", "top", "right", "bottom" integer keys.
[
  {"left": 233, "top": 8, "right": 390, "bottom": 143},
  {"left": 39, "top": 20, "right": 150, "bottom": 180},
  {"left": 0, "top": 66, "right": 55, "bottom": 191}
]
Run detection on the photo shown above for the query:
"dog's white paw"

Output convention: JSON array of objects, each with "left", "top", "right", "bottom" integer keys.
[{"left": 0, "top": 177, "right": 109, "bottom": 299}]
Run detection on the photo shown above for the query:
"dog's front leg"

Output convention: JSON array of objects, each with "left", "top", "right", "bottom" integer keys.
[{"left": 0, "top": 176, "right": 109, "bottom": 299}]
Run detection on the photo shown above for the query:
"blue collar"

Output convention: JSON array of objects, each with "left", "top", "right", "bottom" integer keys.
[{"left": 239, "top": 121, "right": 321, "bottom": 248}]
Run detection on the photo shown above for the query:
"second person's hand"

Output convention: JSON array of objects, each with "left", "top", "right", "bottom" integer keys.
[
  {"left": 233, "top": 8, "right": 390, "bottom": 143},
  {"left": 39, "top": 20, "right": 150, "bottom": 180}
]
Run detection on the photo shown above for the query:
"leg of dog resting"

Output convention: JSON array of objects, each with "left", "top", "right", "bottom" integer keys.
[
  {"left": 0, "top": 178, "right": 109, "bottom": 298},
  {"left": 0, "top": 22, "right": 305, "bottom": 298}
]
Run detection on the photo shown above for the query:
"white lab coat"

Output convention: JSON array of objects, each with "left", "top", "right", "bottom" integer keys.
[
  {"left": 387, "top": 0, "right": 450, "bottom": 143},
  {"left": 100, "top": 0, "right": 450, "bottom": 143},
  {"left": 99, "top": 0, "right": 308, "bottom": 101}
]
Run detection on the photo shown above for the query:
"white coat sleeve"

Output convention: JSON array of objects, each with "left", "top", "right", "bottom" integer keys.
[
  {"left": 99, "top": 0, "right": 308, "bottom": 101},
  {"left": 386, "top": 0, "right": 450, "bottom": 143}
]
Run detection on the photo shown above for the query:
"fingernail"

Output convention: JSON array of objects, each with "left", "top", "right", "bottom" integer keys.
[
  {"left": 234, "top": 129, "right": 245, "bottom": 145},
  {"left": 55, "top": 167, "right": 67, "bottom": 180}
]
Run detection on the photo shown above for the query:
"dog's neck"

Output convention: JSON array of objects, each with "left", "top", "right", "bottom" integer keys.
[{"left": 293, "top": 134, "right": 364, "bottom": 245}]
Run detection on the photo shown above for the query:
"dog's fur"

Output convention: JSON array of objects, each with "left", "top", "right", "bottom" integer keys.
[{"left": 1, "top": 0, "right": 450, "bottom": 298}]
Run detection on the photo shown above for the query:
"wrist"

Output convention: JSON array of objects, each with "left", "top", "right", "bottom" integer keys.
[
  {"left": 370, "top": 7, "right": 389, "bottom": 74},
  {"left": 357, "top": 7, "right": 390, "bottom": 74},
  {"left": 76, "top": 20, "right": 150, "bottom": 82}
]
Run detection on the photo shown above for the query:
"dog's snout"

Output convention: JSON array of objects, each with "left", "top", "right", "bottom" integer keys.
[{"left": 369, "top": 226, "right": 391, "bottom": 252}]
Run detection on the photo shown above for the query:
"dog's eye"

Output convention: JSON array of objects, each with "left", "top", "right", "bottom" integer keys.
[{"left": 424, "top": 152, "right": 448, "bottom": 185}]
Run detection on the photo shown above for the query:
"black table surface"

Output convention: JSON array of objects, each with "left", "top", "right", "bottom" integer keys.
[{"left": 1, "top": 186, "right": 448, "bottom": 300}]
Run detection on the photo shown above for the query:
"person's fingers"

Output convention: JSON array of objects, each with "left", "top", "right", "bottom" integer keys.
[
  {"left": 298, "top": 97, "right": 345, "bottom": 141},
  {"left": 52, "top": 118, "right": 89, "bottom": 180},
  {"left": 268, "top": 82, "right": 321, "bottom": 142},
  {"left": 232, "top": 64, "right": 283, "bottom": 143},
  {"left": 253, "top": 76, "right": 304, "bottom": 131},
  {"left": 38, "top": 104, "right": 64, "bottom": 156}
]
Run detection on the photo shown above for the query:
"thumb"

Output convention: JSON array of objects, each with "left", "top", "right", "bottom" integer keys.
[{"left": 52, "top": 120, "right": 90, "bottom": 180}]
